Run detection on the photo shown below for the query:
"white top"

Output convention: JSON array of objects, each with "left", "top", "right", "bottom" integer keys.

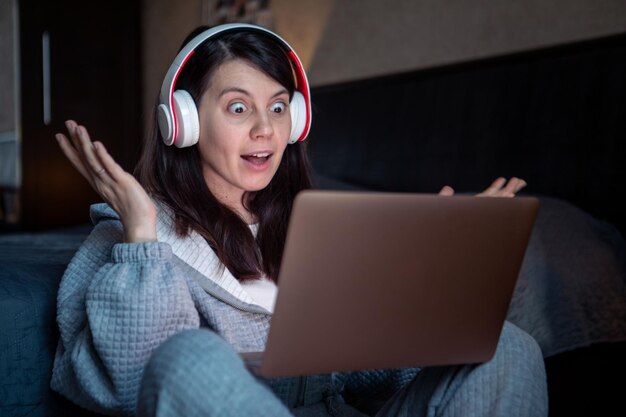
[
  {"left": 241, "top": 276, "right": 278, "bottom": 313},
  {"left": 155, "top": 206, "right": 278, "bottom": 312},
  {"left": 241, "top": 223, "right": 278, "bottom": 312}
]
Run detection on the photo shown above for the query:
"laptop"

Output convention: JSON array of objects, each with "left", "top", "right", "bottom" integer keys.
[{"left": 241, "top": 190, "right": 539, "bottom": 377}]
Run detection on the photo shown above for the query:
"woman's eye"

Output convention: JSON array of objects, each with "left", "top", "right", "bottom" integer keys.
[
  {"left": 228, "top": 102, "right": 247, "bottom": 114},
  {"left": 271, "top": 102, "right": 286, "bottom": 113}
]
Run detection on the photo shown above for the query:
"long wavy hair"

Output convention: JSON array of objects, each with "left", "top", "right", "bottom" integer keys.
[{"left": 135, "top": 26, "right": 314, "bottom": 282}]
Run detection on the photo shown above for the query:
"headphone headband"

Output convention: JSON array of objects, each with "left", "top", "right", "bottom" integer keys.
[{"left": 158, "top": 23, "right": 312, "bottom": 147}]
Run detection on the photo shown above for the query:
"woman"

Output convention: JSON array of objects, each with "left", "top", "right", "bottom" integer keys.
[{"left": 51, "top": 23, "right": 546, "bottom": 417}]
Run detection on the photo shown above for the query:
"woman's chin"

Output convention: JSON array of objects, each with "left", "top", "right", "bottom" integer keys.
[{"left": 243, "top": 178, "right": 273, "bottom": 193}]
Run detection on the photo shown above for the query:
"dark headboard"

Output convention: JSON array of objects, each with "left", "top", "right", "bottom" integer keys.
[{"left": 307, "top": 33, "right": 626, "bottom": 235}]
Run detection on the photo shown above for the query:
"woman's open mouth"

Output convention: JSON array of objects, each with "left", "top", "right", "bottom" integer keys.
[{"left": 241, "top": 152, "right": 273, "bottom": 168}]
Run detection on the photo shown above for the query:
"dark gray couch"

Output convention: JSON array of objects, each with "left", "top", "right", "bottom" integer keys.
[{"left": 0, "top": 225, "right": 103, "bottom": 417}]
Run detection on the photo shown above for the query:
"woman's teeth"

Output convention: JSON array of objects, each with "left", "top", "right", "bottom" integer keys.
[{"left": 242, "top": 153, "right": 271, "bottom": 165}]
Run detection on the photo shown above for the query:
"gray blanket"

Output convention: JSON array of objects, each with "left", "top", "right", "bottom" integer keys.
[{"left": 507, "top": 196, "right": 626, "bottom": 357}]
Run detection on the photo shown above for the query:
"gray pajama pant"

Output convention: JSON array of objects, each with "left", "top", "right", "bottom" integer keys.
[{"left": 137, "top": 321, "right": 547, "bottom": 417}]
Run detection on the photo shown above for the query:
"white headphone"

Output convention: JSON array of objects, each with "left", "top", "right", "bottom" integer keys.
[{"left": 157, "top": 23, "right": 312, "bottom": 148}]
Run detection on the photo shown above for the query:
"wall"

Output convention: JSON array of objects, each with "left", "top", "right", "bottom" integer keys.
[
  {"left": 308, "top": 0, "right": 626, "bottom": 86},
  {"left": 142, "top": 0, "right": 204, "bottom": 133},
  {"left": 0, "top": 0, "right": 20, "bottom": 225},
  {"left": 271, "top": 0, "right": 333, "bottom": 70},
  {"left": 0, "top": 0, "right": 20, "bottom": 190},
  {"left": 307, "top": 33, "right": 626, "bottom": 233},
  {"left": 142, "top": 0, "right": 626, "bottom": 119}
]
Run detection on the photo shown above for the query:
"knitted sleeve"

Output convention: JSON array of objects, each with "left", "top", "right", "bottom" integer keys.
[{"left": 51, "top": 215, "right": 200, "bottom": 416}]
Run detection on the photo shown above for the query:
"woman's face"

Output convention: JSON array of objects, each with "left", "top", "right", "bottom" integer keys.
[{"left": 196, "top": 58, "right": 291, "bottom": 209}]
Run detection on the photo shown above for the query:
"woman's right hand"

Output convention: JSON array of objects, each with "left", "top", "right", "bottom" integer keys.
[{"left": 55, "top": 120, "right": 157, "bottom": 243}]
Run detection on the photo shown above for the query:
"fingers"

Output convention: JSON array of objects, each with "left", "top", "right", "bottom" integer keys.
[
  {"left": 439, "top": 177, "right": 526, "bottom": 198},
  {"left": 69, "top": 122, "right": 107, "bottom": 177},
  {"left": 483, "top": 177, "right": 507, "bottom": 195},
  {"left": 55, "top": 120, "right": 118, "bottom": 197},
  {"left": 478, "top": 177, "right": 527, "bottom": 197},
  {"left": 93, "top": 141, "right": 126, "bottom": 182},
  {"left": 503, "top": 177, "right": 527, "bottom": 195},
  {"left": 438, "top": 185, "right": 455, "bottom": 196},
  {"left": 55, "top": 132, "right": 92, "bottom": 181},
  {"left": 494, "top": 177, "right": 526, "bottom": 197}
]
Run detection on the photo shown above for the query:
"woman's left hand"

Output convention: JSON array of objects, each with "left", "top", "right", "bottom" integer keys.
[
  {"left": 476, "top": 177, "right": 527, "bottom": 197},
  {"left": 438, "top": 177, "right": 527, "bottom": 198}
]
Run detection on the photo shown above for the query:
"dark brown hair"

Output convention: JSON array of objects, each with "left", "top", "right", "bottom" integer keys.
[{"left": 135, "top": 26, "right": 314, "bottom": 282}]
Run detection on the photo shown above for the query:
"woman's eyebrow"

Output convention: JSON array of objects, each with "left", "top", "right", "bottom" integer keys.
[
  {"left": 271, "top": 88, "right": 289, "bottom": 98},
  {"left": 219, "top": 87, "right": 289, "bottom": 99},
  {"left": 219, "top": 87, "right": 250, "bottom": 98}
]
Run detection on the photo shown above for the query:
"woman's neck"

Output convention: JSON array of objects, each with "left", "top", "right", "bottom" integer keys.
[{"left": 212, "top": 189, "right": 257, "bottom": 225}]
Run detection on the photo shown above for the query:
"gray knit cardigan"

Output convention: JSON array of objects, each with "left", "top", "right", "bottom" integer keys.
[{"left": 50, "top": 203, "right": 278, "bottom": 415}]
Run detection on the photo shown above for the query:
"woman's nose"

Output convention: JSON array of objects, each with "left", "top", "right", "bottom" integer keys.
[{"left": 250, "top": 112, "right": 274, "bottom": 140}]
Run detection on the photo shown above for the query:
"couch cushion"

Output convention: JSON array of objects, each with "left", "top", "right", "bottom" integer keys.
[{"left": 0, "top": 228, "right": 100, "bottom": 417}]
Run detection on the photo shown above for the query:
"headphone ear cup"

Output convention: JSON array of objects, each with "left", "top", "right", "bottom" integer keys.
[
  {"left": 157, "top": 103, "right": 174, "bottom": 145},
  {"left": 173, "top": 90, "right": 200, "bottom": 148},
  {"left": 289, "top": 91, "right": 306, "bottom": 144}
]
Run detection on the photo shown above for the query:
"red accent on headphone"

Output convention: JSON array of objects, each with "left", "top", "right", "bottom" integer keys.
[
  {"left": 171, "top": 50, "right": 196, "bottom": 146},
  {"left": 288, "top": 50, "right": 311, "bottom": 142}
]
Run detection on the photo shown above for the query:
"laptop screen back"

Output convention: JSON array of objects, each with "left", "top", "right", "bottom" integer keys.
[{"left": 258, "top": 191, "right": 539, "bottom": 377}]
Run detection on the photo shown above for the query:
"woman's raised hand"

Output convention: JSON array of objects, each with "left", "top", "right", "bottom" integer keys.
[
  {"left": 55, "top": 120, "right": 157, "bottom": 243},
  {"left": 438, "top": 177, "right": 527, "bottom": 197},
  {"left": 475, "top": 177, "right": 527, "bottom": 197}
]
